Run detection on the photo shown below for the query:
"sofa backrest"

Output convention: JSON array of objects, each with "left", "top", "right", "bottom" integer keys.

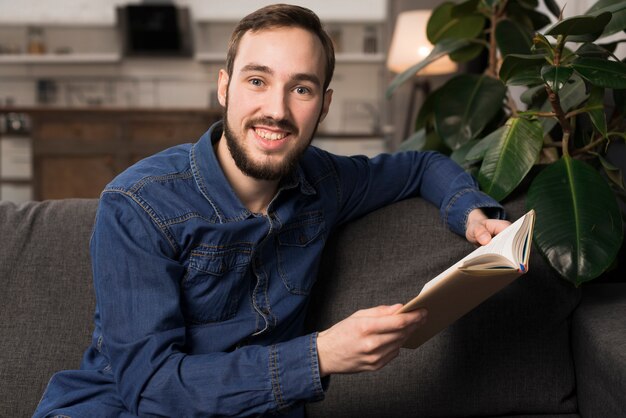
[
  {"left": 0, "top": 199, "right": 98, "bottom": 416},
  {"left": 306, "top": 195, "right": 582, "bottom": 417},
  {"left": 0, "top": 196, "right": 583, "bottom": 417}
]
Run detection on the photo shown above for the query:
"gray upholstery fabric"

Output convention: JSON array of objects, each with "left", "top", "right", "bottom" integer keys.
[
  {"left": 573, "top": 284, "right": 626, "bottom": 417},
  {"left": 3, "top": 197, "right": 624, "bottom": 417},
  {"left": 0, "top": 199, "right": 98, "bottom": 417},
  {"left": 306, "top": 195, "right": 581, "bottom": 417}
]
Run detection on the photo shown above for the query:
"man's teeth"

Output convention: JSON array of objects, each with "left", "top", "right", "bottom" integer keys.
[{"left": 255, "top": 128, "right": 287, "bottom": 141}]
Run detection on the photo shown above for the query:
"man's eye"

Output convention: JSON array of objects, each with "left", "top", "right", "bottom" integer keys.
[
  {"left": 250, "top": 78, "right": 263, "bottom": 87},
  {"left": 295, "top": 86, "right": 310, "bottom": 95}
]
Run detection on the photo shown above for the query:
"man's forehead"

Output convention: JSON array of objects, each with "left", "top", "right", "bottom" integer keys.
[{"left": 233, "top": 26, "right": 325, "bottom": 77}]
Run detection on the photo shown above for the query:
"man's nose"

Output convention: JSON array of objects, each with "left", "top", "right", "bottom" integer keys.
[{"left": 264, "top": 88, "right": 290, "bottom": 121}]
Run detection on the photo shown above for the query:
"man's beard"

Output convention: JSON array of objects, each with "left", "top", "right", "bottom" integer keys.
[{"left": 222, "top": 103, "right": 322, "bottom": 181}]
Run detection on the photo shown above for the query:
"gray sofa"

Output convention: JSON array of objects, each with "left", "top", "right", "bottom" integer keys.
[{"left": 1, "top": 196, "right": 625, "bottom": 417}]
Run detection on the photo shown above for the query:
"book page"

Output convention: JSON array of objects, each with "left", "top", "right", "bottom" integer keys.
[
  {"left": 420, "top": 212, "right": 530, "bottom": 293},
  {"left": 398, "top": 210, "right": 535, "bottom": 349}
]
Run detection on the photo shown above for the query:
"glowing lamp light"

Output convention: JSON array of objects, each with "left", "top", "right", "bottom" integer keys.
[{"left": 386, "top": 10, "right": 457, "bottom": 76}]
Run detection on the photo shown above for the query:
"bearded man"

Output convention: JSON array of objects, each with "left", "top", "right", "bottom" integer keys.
[{"left": 34, "top": 4, "right": 508, "bottom": 417}]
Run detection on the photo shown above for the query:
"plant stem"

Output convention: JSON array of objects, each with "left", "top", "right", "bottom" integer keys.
[
  {"left": 545, "top": 84, "right": 572, "bottom": 157},
  {"left": 544, "top": 140, "right": 563, "bottom": 148},
  {"left": 486, "top": 0, "right": 508, "bottom": 78},
  {"left": 487, "top": 5, "right": 499, "bottom": 78},
  {"left": 565, "top": 107, "right": 591, "bottom": 119},
  {"left": 572, "top": 135, "right": 608, "bottom": 156},
  {"left": 529, "top": 111, "right": 557, "bottom": 117}
]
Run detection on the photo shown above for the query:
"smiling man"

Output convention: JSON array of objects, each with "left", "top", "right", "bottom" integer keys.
[{"left": 35, "top": 4, "right": 509, "bottom": 418}]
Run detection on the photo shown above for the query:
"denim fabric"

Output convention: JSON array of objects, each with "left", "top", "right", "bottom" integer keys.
[{"left": 34, "top": 121, "right": 503, "bottom": 418}]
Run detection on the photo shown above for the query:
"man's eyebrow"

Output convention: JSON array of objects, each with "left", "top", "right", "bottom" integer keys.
[
  {"left": 292, "top": 73, "right": 321, "bottom": 88},
  {"left": 240, "top": 64, "right": 273, "bottom": 75},
  {"left": 240, "top": 63, "right": 321, "bottom": 88}
]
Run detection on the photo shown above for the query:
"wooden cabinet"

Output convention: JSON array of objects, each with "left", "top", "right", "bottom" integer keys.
[{"left": 22, "top": 108, "right": 220, "bottom": 200}]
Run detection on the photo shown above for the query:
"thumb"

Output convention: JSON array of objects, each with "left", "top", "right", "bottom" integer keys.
[{"left": 474, "top": 224, "right": 492, "bottom": 245}]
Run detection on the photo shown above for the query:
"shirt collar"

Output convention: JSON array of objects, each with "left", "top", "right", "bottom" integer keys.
[{"left": 190, "top": 121, "right": 316, "bottom": 222}]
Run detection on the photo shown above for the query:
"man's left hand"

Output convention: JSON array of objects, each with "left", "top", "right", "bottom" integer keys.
[{"left": 465, "top": 208, "right": 511, "bottom": 246}]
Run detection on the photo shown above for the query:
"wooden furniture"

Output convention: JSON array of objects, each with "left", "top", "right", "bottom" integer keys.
[{"left": 4, "top": 108, "right": 220, "bottom": 200}]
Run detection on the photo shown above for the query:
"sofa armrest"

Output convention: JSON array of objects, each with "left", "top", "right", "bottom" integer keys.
[{"left": 572, "top": 283, "right": 626, "bottom": 417}]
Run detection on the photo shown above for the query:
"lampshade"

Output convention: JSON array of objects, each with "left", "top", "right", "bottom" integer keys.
[{"left": 386, "top": 10, "right": 457, "bottom": 75}]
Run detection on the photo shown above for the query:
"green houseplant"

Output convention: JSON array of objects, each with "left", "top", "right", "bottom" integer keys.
[{"left": 388, "top": 0, "right": 626, "bottom": 286}]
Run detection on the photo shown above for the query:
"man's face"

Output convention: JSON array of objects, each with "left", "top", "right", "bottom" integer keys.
[{"left": 217, "top": 26, "right": 332, "bottom": 181}]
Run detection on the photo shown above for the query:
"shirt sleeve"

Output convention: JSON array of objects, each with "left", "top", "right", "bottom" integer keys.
[
  {"left": 91, "top": 191, "right": 324, "bottom": 417},
  {"left": 324, "top": 149, "right": 505, "bottom": 235}
]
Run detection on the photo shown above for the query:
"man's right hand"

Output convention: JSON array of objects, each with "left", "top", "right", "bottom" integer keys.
[{"left": 316, "top": 304, "right": 427, "bottom": 377}]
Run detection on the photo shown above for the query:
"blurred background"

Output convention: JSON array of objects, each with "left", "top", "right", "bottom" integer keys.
[{"left": 0, "top": 0, "right": 622, "bottom": 203}]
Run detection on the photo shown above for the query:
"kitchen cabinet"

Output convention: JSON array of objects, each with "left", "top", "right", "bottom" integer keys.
[{"left": 10, "top": 108, "right": 221, "bottom": 200}]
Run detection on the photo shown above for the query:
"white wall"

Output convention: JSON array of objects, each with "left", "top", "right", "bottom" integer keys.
[{"left": 0, "top": 0, "right": 386, "bottom": 24}]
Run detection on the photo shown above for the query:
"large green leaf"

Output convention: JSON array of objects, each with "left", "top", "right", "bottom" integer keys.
[
  {"left": 526, "top": 157, "right": 623, "bottom": 285},
  {"left": 450, "top": 138, "right": 482, "bottom": 166},
  {"left": 451, "top": 0, "right": 480, "bottom": 16},
  {"left": 433, "top": 74, "right": 507, "bottom": 149},
  {"left": 478, "top": 117, "right": 543, "bottom": 201},
  {"left": 575, "top": 42, "right": 616, "bottom": 58},
  {"left": 515, "top": 0, "right": 539, "bottom": 9},
  {"left": 615, "top": 88, "right": 626, "bottom": 118},
  {"left": 386, "top": 39, "right": 470, "bottom": 98},
  {"left": 541, "top": 65, "right": 574, "bottom": 92},
  {"left": 585, "top": 0, "right": 626, "bottom": 38},
  {"left": 399, "top": 128, "right": 427, "bottom": 152},
  {"left": 520, "top": 84, "right": 548, "bottom": 106},
  {"left": 496, "top": 19, "right": 533, "bottom": 55},
  {"left": 499, "top": 54, "right": 545, "bottom": 86},
  {"left": 415, "top": 88, "right": 442, "bottom": 131},
  {"left": 427, "top": 2, "right": 486, "bottom": 43},
  {"left": 571, "top": 57, "right": 626, "bottom": 88},
  {"left": 449, "top": 43, "right": 486, "bottom": 63},
  {"left": 465, "top": 126, "right": 506, "bottom": 161},
  {"left": 543, "top": 0, "right": 562, "bottom": 18},
  {"left": 545, "top": 12, "right": 612, "bottom": 42},
  {"left": 588, "top": 85, "right": 608, "bottom": 137},
  {"left": 507, "top": 3, "right": 552, "bottom": 30}
]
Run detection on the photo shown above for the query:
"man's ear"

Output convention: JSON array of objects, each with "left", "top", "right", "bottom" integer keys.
[
  {"left": 217, "top": 69, "right": 229, "bottom": 107},
  {"left": 319, "top": 89, "right": 333, "bottom": 123}
]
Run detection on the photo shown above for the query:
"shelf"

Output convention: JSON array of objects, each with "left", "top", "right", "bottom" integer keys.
[
  {"left": 195, "top": 52, "right": 385, "bottom": 64},
  {"left": 0, "top": 53, "right": 121, "bottom": 64},
  {"left": 336, "top": 53, "right": 385, "bottom": 63}
]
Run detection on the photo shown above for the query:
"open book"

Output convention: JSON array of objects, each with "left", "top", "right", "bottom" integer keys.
[{"left": 398, "top": 209, "right": 536, "bottom": 349}]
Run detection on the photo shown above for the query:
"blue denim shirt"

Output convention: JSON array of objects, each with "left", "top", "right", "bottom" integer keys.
[{"left": 35, "top": 121, "right": 503, "bottom": 418}]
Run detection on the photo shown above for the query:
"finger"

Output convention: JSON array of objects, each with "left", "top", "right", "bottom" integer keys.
[
  {"left": 473, "top": 223, "right": 493, "bottom": 246},
  {"left": 353, "top": 304, "right": 404, "bottom": 318},
  {"left": 473, "top": 219, "right": 511, "bottom": 245},
  {"left": 360, "top": 309, "right": 427, "bottom": 334},
  {"left": 485, "top": 219, "right": 511, "bottom": 235},
  {"left": 363, "top": 346, "right": 401, "bottom": 371}
]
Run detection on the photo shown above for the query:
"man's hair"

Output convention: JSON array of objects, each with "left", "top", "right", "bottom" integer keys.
[{"left": 226, "top": 3, "right": 335, "bottom": 91}]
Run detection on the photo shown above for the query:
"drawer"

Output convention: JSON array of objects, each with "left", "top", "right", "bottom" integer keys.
[
  {"left": 35, "top": 121, "right": 118, "bottom": 143},
  {"left": 128, "top": 121, "right": 209, "bottom": 146}
]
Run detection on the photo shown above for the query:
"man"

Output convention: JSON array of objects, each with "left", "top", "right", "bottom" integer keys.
[{"left": 35, "top": 4, "right": 509, "bottom": 417}]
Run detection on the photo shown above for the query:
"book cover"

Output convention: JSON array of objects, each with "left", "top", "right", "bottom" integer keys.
[{"left": 399, "top": 210, "right": 536, "bottom": 349}]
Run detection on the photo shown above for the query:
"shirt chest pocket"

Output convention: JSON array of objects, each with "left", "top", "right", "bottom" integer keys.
[
  {"left": 182, "top": 245, "right": 252, "bottom": 325},
  {"left": 277, "top": 213, "right": 326, "bottom": 295}
]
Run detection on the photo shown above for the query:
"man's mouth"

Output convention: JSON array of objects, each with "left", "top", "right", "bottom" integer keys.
[{"left": 254, "top": 127, "right": 288, "bottom": 141}]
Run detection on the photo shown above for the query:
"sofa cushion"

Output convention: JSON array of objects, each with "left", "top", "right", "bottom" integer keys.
[
  {"left": 573, "top": 284, "right": 626, "bottom": 417},
  {"left": 306, "top": 195, "right": 581, "bottom": 417},
  {"left": 0, "top": 199, "right": 98, "bottom": 416}
]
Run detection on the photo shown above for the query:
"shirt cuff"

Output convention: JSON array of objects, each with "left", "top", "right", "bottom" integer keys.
[
  {"left": 269, "top": 333, "right": 325, "bottom": 412},
  {"left": 443, "top": 188, "right": 505, "bottom": 237}
]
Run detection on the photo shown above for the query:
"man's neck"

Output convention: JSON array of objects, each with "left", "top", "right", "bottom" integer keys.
[{"left": 214, "top": 135, "right": 279, "bottom": 215}]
